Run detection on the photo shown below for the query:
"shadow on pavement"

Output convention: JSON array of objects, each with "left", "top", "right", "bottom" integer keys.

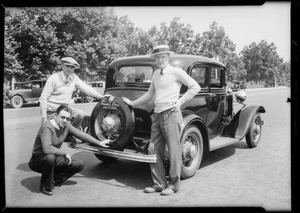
[
  {"left": 16, "top": 163, "right": 32, "bottom": 172},
  {"left": 200, "top": 144, "right": 236, "bottom": 169},
  {"left": 20, "top": 176, "right": 41, "bottom": 193},
  {"left": 200, "top": 141, "right": 250, "bottom": 170},
  {"left": 18, "top": 162, "right": 79, "bottom": 193},
  {"left": 17, "top": 141, "right": 248, "bottom": 193},
  {"left": 20, "top": 175, "right": 78, "bottom": 193},
  {"left": 72, "top": 151, "right": 153, "bottom": 190}
]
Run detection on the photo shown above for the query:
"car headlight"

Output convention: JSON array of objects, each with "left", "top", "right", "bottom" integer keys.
[{"left": 235, "top": 90, "right": 247, "bottom": 103}]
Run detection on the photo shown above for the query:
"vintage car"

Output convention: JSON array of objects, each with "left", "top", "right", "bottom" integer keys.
[
  {"left": 231, "top": 81, "right": 247, "bottom": 92},
  {"left": 3, "top": 79, "right": 47, "bottom": 108},
  {"left": 69, "top": 54, "right": 266, "bottom": 179}
]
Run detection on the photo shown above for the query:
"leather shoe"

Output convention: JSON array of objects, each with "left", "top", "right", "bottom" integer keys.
[
  {"left": 54, "top": 174, "right": 64, "bottom": 186},
  {"left": 160, "top": 188, "right": 176, "bottom": 196},
  {"left": 40, "top": 185, "right": 53, "bottom": 196},
  {"left": 144, "top": 185, "right": 164, "bottom": 193}
]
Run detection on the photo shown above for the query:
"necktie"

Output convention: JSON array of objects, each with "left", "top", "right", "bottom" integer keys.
[
  {"left": 160, "top": 68, "right": 164, "bottom": 75},
  {"left": 65, "top": 76, "right": 71, "bottom": 84}
]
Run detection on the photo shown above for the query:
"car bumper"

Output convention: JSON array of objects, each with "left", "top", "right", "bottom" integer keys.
[{"left": 68, "top": 142, "right": 157, "bottom": 163}]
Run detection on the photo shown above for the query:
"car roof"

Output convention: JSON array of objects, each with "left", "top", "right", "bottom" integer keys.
[{"left": 110, "top": 54, "right": 226, "bottom": 70}]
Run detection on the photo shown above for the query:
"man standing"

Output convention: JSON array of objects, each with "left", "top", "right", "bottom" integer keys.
[
  {"left": 39, "top": 57, "right": 104, "bottom": 128},
  {"left": 123, "top": 45, "right": 200, "bottom": 196}
]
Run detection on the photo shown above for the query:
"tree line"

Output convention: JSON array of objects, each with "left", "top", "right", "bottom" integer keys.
[{"left": 4, "top": 7, "right": 290, "bottom": 86}]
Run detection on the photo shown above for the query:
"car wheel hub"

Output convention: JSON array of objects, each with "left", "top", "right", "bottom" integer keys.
[
  {"left": 98, "top": 111, "right": 122, "bottom": 139},
  {"left": 253, "top": 121, "right": 261, "bottom": 142},
  {"left": 182, "top": 139, "right": 197, "bottom": 166}
]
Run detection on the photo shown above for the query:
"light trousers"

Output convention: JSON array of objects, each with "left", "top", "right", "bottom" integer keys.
[{"left": 148, "top": 108, "right": 182, "bottom": 192}]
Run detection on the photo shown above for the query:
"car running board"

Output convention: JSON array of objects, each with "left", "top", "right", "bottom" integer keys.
[
  {"left": 209, "top": 136, "right": 240, "bottom": 151},
  {"left": 68, "top": 142, "right": 157, "bottom": 163}
]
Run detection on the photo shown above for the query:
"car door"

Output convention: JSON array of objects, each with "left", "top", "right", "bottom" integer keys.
[
  {"left": 31, "top": 81, "right": 44, "bottom": 100},
  {"left": 206, "top": 66, "right": 227, "bottom": 138},
  {"left": 182, "top": 63, "right": 210, "bottom": 122}
]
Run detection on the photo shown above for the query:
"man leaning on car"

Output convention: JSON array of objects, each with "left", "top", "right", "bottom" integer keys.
[
  {"left": 39, "top": 57, "right": 104, "bottom": 129},
  {"left": 123, "top": 45, "right": 200, "bottom": 196}
]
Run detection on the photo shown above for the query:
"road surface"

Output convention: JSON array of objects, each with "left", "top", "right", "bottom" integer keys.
[{"left": 3, "top": 87, "right": 291, "bottom": 210}]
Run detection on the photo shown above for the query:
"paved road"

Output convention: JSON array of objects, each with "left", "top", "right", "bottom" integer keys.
[{"left": 3, "top": 87, "right": 291, "bottom": 210}]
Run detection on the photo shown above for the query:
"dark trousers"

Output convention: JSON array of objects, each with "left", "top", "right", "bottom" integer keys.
[{"left": 29, "top": 153, "right": 84, "bottom": 190}]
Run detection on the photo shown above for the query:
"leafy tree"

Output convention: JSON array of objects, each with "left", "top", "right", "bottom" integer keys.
[
  {"left": 4, "top": 7, "right": 153, "bottom": 82},
  {"left": 4, "top": 13, "right": 24, "bottom": 82},
  {"left": 148, "top": 17, "right": 196, "bottom": 54},
  {"left": 241, "top": 40, "right": 283, "bottom": 85},
  {"left": 224, "top": 53, "right": 246, "bottom": 82},
  {"left": 199, "top": 21, "right": 236, "bottom": 59},
  {"left": 277, "top": 61, "right": 290, "bottom": 86},
  {"left": 5, "top": 8, "right": 287, "bottom": 87},
  {"left": 199, "top": 21, "right": 245, "bottom": 81}
]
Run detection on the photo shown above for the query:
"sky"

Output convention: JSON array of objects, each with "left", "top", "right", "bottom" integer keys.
[{"left": 112, "top": 2, "right": 291, "bottom": 62}]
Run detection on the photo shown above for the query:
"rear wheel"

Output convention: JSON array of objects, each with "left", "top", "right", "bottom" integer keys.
[
  {"left": 11, "top": 95, "right": 23, "bottom": 108},
  {"left": 180, "top": 125, "right": 203, "bottom": 179},
  {"left": 246, "top": 113, "right": 262, "bottom": 148}
]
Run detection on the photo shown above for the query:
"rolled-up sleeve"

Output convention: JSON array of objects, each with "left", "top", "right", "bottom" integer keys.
[{"left": 39, "top": 76, "right": 55, "bottom": 118}]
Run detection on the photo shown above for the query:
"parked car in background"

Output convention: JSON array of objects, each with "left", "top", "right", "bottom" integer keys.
[
  {"left": 73, "top": 81, "right": 105, "bottom": 103},
  {"left": 69, "top": 54, "right": 265, "bottom": 179},
  {"left": 3, "top": 79, "right": 47, "bottom": 108},
  {"left": 231, "top": 81, "right": 247, "bottom": 91}
]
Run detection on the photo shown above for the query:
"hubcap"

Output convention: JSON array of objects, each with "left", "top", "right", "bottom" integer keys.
[
  {"left": 252, "top": 118, "right": 261, "bottom": 143},
  {"left": 182, "top": 136, "right": 198, "bottom": 167},
  {"left": 95, "top": 110, "right": 122, "bottom": 140}
]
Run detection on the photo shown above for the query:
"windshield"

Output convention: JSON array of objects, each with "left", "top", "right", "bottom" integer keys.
[{"left": 117, "top": 66, "right": 153, "bottom": 83}]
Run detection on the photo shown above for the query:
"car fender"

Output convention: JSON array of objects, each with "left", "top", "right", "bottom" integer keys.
[
  {"left": 181, "top": 110, "right": 209, "bottom": 151},
  {"left": 235, "top": 104, "right": 266, "bottom": 139},
  {"left": 10, "top": 93, "right": 25, "bottom": 102}
]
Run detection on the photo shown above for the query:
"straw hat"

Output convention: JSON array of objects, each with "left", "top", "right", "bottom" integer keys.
[{"left": 151, "top": 45, "right": 174, "bottom": 57}]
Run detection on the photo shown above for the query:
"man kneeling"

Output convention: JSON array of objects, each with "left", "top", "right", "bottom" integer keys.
[{"left": 29, "top": 105, "right": 111, "bottom": 196}]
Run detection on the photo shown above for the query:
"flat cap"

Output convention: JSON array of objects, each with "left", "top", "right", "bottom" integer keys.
[{"left": 61, "top": 57, "right": 80, "bottom": 69}]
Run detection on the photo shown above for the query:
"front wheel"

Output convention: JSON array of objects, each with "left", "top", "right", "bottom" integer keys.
[
  {"left": 181, "top": 125, "right": 203, "bottom": 179},
  {"left": 246, "top": 113, "right": 262, "bottom": 148},
  {"left": 73, "top": 93, "right": 82, "bottom": 103},
  {"left": 11, "top": 95, "right": 23, "bottom": 108}
]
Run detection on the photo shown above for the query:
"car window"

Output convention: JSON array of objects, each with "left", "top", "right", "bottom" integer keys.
[
  {"left": 117, "top": 66, "right": 153, "bottom": 83},
  {"left": 210, "top": 67, "right": 222, "bottom": 88},
  {"left": 15, "top": 82, "right": 32, "bottom": 89},
  {"left": 190, "top": 65, "right": 207, "bottom": 88},
  {"left": 32, "top": 81, "right": 42, "bottom": 89}
]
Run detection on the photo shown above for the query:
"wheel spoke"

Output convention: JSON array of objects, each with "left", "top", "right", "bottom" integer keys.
[{"left": 182, "top": 135, "right": 198, "bottom": 167}]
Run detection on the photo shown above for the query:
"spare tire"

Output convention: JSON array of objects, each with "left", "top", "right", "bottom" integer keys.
[{"left": 90, "top": 96, "right": 135, "bottom": 150}]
